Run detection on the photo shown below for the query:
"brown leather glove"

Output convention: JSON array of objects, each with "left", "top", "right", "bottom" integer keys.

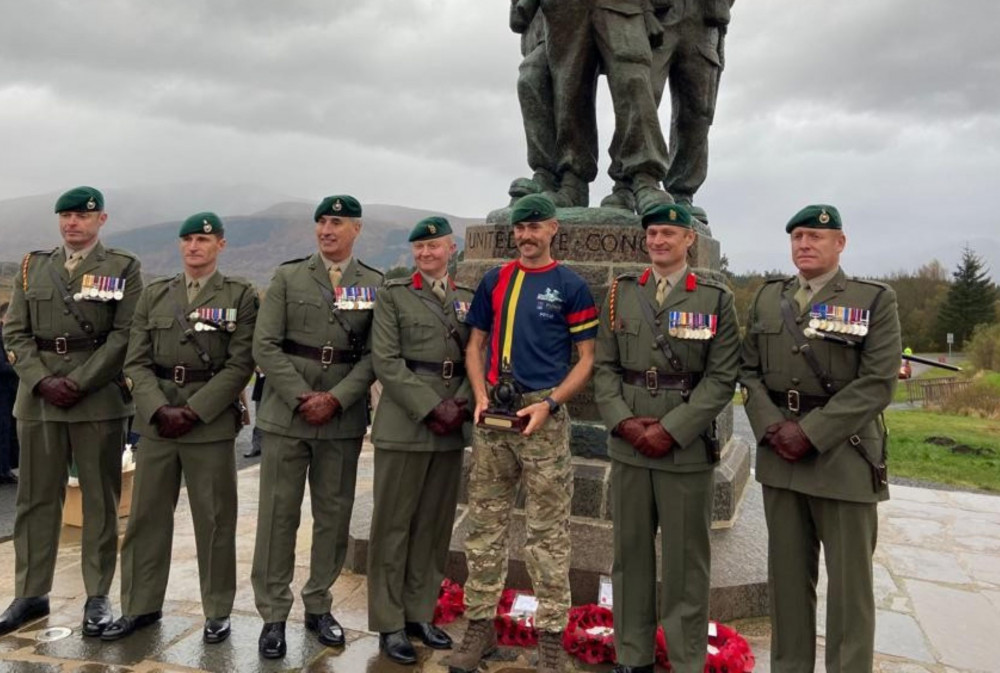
[
  {"left": 426, "top": 398, "right": 470, "bottom": 436},
  {"left": 154, "top": 405, "right": 199, "bottom": 439},
  {"left": 297, "top": 392, "right": 341, "bottom": 426},
  {"left": 768, "top": 420, "right": 814, "bottom": 462},
  {"left": 635, "top": 422, "right": 674, "bottom": 458},
  {"left": 614, "top": 417, "right": 657, "bottom": 449},
  {"left": 36, "top": 376, "right": 83, "bottom": 408}
]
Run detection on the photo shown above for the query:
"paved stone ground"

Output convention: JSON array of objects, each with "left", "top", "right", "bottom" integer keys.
[{"left": 1, "top": 406, "right": 998, "bottom": 671}]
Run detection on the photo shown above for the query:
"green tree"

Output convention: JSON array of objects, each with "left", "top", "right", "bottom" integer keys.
[
  {"left": 384, "top": 265, "right": 412, "bottom": 280},
  {"left": 935, "top": 247, "right": 998, "bottom": 349},
  {"left": 882, "top": 260, "right": 949, "bottom": 351}
]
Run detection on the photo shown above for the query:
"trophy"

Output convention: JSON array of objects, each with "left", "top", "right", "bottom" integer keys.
[{"left": 478, "top": 359, "right": 527, "bottom": 433}]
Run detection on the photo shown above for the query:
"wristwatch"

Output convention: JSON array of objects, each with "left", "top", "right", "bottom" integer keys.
[{"left": 543, "top": 395, "right": 560, "bottom": 414}]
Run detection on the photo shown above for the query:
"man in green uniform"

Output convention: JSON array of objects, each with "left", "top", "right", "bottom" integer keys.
[
  {"left": 0, "top": 186, "right": 142, "bottom": 637},
  {"left": 593, "top": 204, "right": 739, "bottom": 673},
  {"left": 251, "top": 194, "right": 382, "bottom": 659},
  {"left": 367, "top": 216, "right": 474, "bottom": 664},
  {"left": 740, "top": 204, "right": 900, "bottom": 672},
  {"left": 100, "top": 212, "right": 257, "bottom": 644}
]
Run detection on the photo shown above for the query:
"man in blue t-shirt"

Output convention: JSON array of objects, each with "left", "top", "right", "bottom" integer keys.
[{"left": 445, "top": 194, "right": 596, "bottom": 673}]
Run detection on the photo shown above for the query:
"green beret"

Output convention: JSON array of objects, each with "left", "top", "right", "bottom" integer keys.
[
  {"left": 54, "top": 186, "right": 104, "bottom": 213},
  {"left": 641, "top": 203, "right": 693, "bottom": 229},
  {"left": 408, "top": 216, "right": 452, "bottom": 242},
  {"left": 315, "top": 194, "right": 362, "bottom": 221},
  {"left": 509, "top": 194, "right": 556, "bottom": 224},
  {"left": 179, "top": 212, "right": 224, "bottom": 237},
  {"left": 785, "top": 204, "right": 842, "bottom": 233}
]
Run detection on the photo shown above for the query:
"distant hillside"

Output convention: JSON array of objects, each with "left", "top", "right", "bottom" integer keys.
[
  {"left": 105, "top": 202, "right": 477, "bottom": 286},
  {"left": 0, "top": 185, "right": 481, "bottom": 287}
]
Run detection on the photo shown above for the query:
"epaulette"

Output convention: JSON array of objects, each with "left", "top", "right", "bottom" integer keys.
[
  {"left": 847, "top": 277, "right": 892, "bottom": 291},
  {"left": 694, "top": 274, "right": 732, "bottom": 294},
  {"left": 454, "top": 281, "right": 475, "bottom": 293},
  {"left": 357, "top": 259, "right": 385, "bottom": 277},
  {"left": 615, "top": 271, "right": 640, "bottom": 281},
  {"left": 280, "top": 256, "right": 309, "bottom": 266},
  {"left": 384, "top": 276, "right": 413, "bottom": 288},
  {"left": 223, "top": 275, "right": 253, "bottom": 287},
  {"left": 763, "top": 276, "right": 793, "bottom": 285},
  {"left": 147, "top": 275, "right": 173, "bottom": 286},
  {"left": 104, "top": 248, "right": 139, "bottom": 260}
]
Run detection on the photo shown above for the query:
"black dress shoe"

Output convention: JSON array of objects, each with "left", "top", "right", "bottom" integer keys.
[
  {"left": 204, "top": 616, "right": 231, "bottom": 644},
  {"left": 259, "top": 621, "right": 286, "bottom": 659},
  {"left": 611, "top": 665, "right": 654, "bottom": 673},
  {"left": 243, "top": 448, "right": 261, "bottom": 458},
  {"left": 82, "top": 595, "right": 113, "bottom": 637},
  {"left": 380, "top": 629, "right": 417, "bottom": 665},
  {"left": 99, "top": 611, "right": 162, "bottom": 641},
  {"left": 0, "top": 596, "right": 50, "bottom": 636},
  {"left": 405, "top": 621, "right": 453, "bottom": 649},
  {"left": 305, "top": 611, "right": 345, "bottom": 647}
]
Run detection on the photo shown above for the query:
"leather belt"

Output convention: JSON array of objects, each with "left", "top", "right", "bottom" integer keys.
[
  {"left": 406, "top": 358, "right": 465, "bottom": 380},
  {"left": 621, "top": 368, "right": 700, "bottom": 392},
  {"left": 768, "top": 389, "right": 831, "bottom": 414},
  {"left": 35, "top": 335, "right": 107, "bottom": 354},
  {"left": 154, "top": 365, "right": 215, "bottom": 386},
  {"left": 281, "top": 339, "right": 360, "bottom": 365}
]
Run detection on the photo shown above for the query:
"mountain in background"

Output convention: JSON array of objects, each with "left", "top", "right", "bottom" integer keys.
[{"left": 0, "top": 184, "right": 479, "bottom": 286}]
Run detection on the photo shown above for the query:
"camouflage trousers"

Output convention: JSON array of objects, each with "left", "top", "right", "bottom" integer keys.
[{"left": 464, "top": 390, "right": 573, "bottom": 632}]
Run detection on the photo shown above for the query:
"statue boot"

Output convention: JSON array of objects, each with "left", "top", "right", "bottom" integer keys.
[
  {"left": 508, "top": 168, "right": 559, "bottom": 204},
  {"left": 632, "top": 173, "right": 674, "bottom": 214},
  {"left": 544, "top": 171, "right": 589, "bottom": 208},
  {"left": 600, "top": 180, "right": 636, "bottom": 212}
]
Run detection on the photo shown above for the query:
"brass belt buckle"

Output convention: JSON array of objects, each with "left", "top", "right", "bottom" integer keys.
[
  {"left": 787, "top": 389, "right": 801, "bottom": 414},
  {"left": 644, "top": 368, "right": 659, "bottom": 392},
  {"left": 320, "top": 346, "right": 335, "bottom": 365},
  {"left": 441, "top": 359, "right": 454, "bottom": 380},
  {"left": 54, "top": 337, "right": 68, "bottom": 355},
  {"left": 173, "top": 365, "right": 187, "bottom": 386}
]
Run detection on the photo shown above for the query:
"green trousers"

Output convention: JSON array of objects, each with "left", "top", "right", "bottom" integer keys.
[
  {"left": 366, "top": 448, "right": 463, "bottom": 632},
  {"left": 611, "top": 461, "right": 713, "bottom": 672},
  {"left": 119, "top": 436, "right": 237, "bottom": 618},
  {"left": 251, "top": 431, "right": 363, "bottom": 622},
  {"left": 14, "top": 419, "right": 124, "bottom": 598},
  {"left": 763, "top": 486, "right": 878, "bottom": 673}
]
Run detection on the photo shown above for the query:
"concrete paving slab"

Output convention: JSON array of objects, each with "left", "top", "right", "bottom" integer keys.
[
  {"left": 906, "top": 578, "right": 1000, "bottom": 672},
  {"left": 873, "top": 609, "right": 934, "bottom": 663},
  {"left": 883, "top": 545, "right": 972, "bottom": 585},
  {"left": 959, "top": 550, "right": 1000, "bottom": 587}
]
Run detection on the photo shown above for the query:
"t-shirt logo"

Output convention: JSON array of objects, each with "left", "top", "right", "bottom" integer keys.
[{"left": 536, "top": 287, "right": 563, "bottom": 318}]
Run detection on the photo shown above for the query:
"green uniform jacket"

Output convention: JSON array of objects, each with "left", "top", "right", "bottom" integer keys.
[
  {"left": 739, "top": 269, "right": 900, "bottom": 503},
  {"left": 371, "top": 273, "right": 474, "bottom": 452},
  {"left": 594, "top": 268, "right": 740, "bottom": 472},
  {"left": 253, "top": 254, "right": 382, "bottom": 439},
  {"left": 5, "top": 243, "right": 142, "bottom": 421},
  {"left": 124, "top": 273, "right": 258, "bottom": 443}
]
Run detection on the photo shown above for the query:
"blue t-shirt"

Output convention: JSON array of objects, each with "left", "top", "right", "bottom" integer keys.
[{"left": 467, "top": 260, "right": 598, "bottom": 391}]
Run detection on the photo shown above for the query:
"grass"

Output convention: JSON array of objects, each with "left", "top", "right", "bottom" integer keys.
[{"left": 884, "top": 409, "right": 1000, "bottom": 492}]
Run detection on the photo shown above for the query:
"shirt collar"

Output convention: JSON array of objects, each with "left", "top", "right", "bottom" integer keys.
[
  {"left": 798, "top": 267, "right": 838, "bottom": 295},
  {"left": 321, "top": 255, "right": 351, "bottom": 273},
  {"left": 64, "top": 239, "right": 99, "bottom": 261},
  {"left": 651, "top": 265, "right": 688, "bottom": 291},
  {"left": 184, "top": 269, "right": 219, "bottom": 290}
]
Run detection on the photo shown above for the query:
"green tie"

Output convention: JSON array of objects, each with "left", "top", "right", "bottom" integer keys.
[
  {"left": 65, "top": 252, "right": 83, "bottom": 274},
  {"left": 794, "top": 281, "right": 811, "bottom": 312},
  {"left": 187, "top": 280, "right": 201, "bottom": 304},
  {"left": 655, "top": 278, "right": 668, "bottom": 306},
  {"left": 431, "top": 279, "right": 447, "bottom": 303}
]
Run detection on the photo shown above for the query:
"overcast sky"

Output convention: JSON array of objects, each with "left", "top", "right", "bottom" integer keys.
[{"left": 2, "top": 0, "right": 998, "bottom": 274}]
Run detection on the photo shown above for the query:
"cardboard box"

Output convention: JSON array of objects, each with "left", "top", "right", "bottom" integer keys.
[{"left": 62, "top": 466, "right": 135, "bottom": 528}]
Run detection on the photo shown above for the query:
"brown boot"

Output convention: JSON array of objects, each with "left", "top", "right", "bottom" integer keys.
[
  {"left": 537, "top": 630, "right": 569, "bottom": 673},
  {"left": 442, "top": 619, "right": 497, "bottom": 673}
]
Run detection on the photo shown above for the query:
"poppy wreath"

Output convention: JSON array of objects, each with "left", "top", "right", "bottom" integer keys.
[
  {"left": 433, "top": 578, "right": 466, "bottom": 625},
  {"left": 656, "top": 621, "right": 755, "bottom": 672},
  {"left": 562, "top": 604, "right": 616, "bottom": 665},
  {"left": 494, "top": 588, "right": 539, "bottom": 647}
]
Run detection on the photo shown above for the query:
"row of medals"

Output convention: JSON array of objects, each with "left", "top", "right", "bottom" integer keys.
[
  {"left": 74, "top": 274, "right": 124, "bottom": 302},
  {"left": 334, "top": 286, "right": 376, "bottom": 310},
  {"left": 807, "top": 305, "right": 870, "bottom": 336},
  {"left": 667, "top": 311, "right": 717, "bottom": 340},
  {"left": 189, "top": 308, "right": 238, "bottom": 332}
]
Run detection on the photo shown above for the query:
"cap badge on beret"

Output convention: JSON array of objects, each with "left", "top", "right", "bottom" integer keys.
[
  {"left": 203, "top": 219, "right": 212, "bottom": 233},
  {"left": 333, "top": 199, "right": 343, "bottom": 212},
  {"left": 87, "top": 197, "right": 96, "bottom": 211},
  {"left": 428, "top": 224, "right": 437, "bottom": 235},
  {"left": 669, "top": 210, "right": 677, "bottom": 221},
  {"left": 818, "top": 210, "right": 831, "bottom": 225}
]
